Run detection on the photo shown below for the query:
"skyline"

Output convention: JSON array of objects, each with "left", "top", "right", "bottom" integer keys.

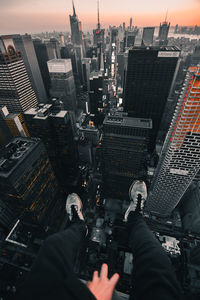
[{"left": 0, "top": 0, "right": 200, "bottom": 35}]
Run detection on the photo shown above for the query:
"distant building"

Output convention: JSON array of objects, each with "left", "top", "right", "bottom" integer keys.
[
  {"left": 123, "top": 46, "right": 180, "bottom": 144},
  {"left": 102, "top": 112, "right": 152, "bottom": 199},
  {"left": 82, "top": 58, "right": 91, "bottom": 90},
  {"left": 0, "top": 137, "right": 58, "bottom": 223},
  {"left": 93, "top": 0, "right": 105, "bottom": 48},
  {"left": 76, "top": 113, "right": 100, "bottom": 165},
  {"left": 0, "top": 36, "right": 38, "bottom": 113},
  {"left": 88, "top": 71, "right": 103, "bottom": 115},
  {"left": 47, "top": 59, "right": 77, "bottom": 111},
  {"left": 49, "top": 38, "right": 61, "bottom": 59},
  {"left": 158, "top": 21, "right": 170, "bottom": 46},
  {"left": 12, "top": 34, "right": 47, "bottom": 103},
  {"left": 147, "top": 66, "right": 200, "bottom": 216},
  {"left": 123, "top": 30, "right": 137, "bottom": 49},
  {"left": 69, "top": 0, "right": 85, "bottom": 53},
  {"left": 33, "top": 39, "right": 56, "bottom": 97},
  {"left": 24, "top": 103, "right": 78, "bottom": 187},
  {"left": 142, "top": 27, "right": 155, "bottom": 46}
]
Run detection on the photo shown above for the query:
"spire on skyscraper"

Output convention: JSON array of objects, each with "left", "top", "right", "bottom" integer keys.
[
  {"left": 97, "top": 0, "right": 100, "bottom": 29},
  {"left": 72, "top": 0, "right": 76, "bottom": 16}
]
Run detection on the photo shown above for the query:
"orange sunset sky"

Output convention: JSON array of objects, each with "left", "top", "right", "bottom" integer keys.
[{"left": 0, "top": 0, "right": 200, "bottom": 34}]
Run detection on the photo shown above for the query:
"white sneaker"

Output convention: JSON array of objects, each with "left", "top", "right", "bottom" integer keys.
[
  {"left": 124, "top": 180, "right": 147, "bottom": 222},
  {"left": 66, "top": 193, "right": 84, "bottom": 221}
]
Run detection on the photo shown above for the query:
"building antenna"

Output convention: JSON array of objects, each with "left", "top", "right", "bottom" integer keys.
[
  {"left": 97, "top": 0, "right": 100, "bottom": 29},
  {"left": 165, "top": 9, "right": 168, "bottom": 22},
  {"left": 72, "top": 0, "right": 76, "bottom": 16}
]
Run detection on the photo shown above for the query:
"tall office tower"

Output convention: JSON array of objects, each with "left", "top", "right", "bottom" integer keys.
[
  {"left": 69, "top": 0, "right": 84, "bottom": 52},
  {"left": 0, "top": 137, "right": 59, "bottom": 223},
  {"left": 123, "top": 30, "right": 137, "bottom": 49},
  {"left": 102, "top": 112, "right": 152, "bottom": 199},
  {"left": 76, "top": 113, "right": 100, "bottom": 165},
  {"left": 174, "top": 24, "right": 179, "bottom": 34},
  {"left": 129, "top": 17, "right": 133, "bottom": 30},
  {"left": 49, "top": 38, "right": 61, "bottom": 58},
  {"left": 59, "top": 33, "right": 65, "bottom": 46},
  {"left": 88, "top": 71, "right": 103, "bottom": 115},
  {"left": 158, "top": 19, "right": 170, "bottom": 46},
  {"left": 12, "top": 34, "right": 47, "bottom": 103},
  {"left": 147, "top": 67, "right": 200, "bottom": 216},
  {"left": 74, "top": 45, "right": 84, "bottom": 84},
  {"left": 117, "top": 52, "right": 125, "bottom": 87},
  {"left": 60, "top": 43, "right": 78, "bottom": 75},
  {"left": 142, "top": 27, "right": 155, "bottom": 46},
  {"left": 0, "top": 36, "right": 38, "bottom": 113},
  {"left": 82, "top": 58, "right": 91, "bottom": 91},
  {"left": 24, "top": 103, "right": 78, "bottom": 187},
  {"left": 124, "top": 46, "right": 180, "bottom": 141},
  {"left": 47, "top": 59, "right": 77, "bottom": 111},
  {"left": 0, "top": 106, "right": 29, "bottom": 140},
  {"left": 93, "top": 0, "right": 105, "bottom": 48},
  {"left": 33, "top": 39, "right": 56, "bottom": 97}
]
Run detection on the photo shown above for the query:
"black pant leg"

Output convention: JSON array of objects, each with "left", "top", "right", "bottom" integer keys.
[
  {"left": 127, "top": 212, "right": 183, "bottom": 300},
  {"left": 18, "top": 221, "right": 89, "bottom": 300}
]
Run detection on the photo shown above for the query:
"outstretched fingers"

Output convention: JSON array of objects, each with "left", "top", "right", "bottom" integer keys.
[{"left": 100, "top": 263, "right": 108, "bottom": 280}]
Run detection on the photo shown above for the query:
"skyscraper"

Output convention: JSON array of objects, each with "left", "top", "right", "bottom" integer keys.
[
  {"left": 102, "top": 112, "right": 152, "bottom": 199},
  {"left": 0, "top": 137, "right": 59, "bottom": 223},
  {"left": 33, "top": 39, "right": 56, "bottom": 97},
  {"left": 123, "top": 46, "right": 180, "bottom": 140},
  {"left": 24, "top": 102, "right": 78, "bottom": 187},
  {"left": 69, "top": 0, "right": 84, "bottom": 48},
  {"left": 93, "top": 0, "right": 105, "bottom": 48},
  {"left": 158, "top": 20, "right": 170, "bottom": 46},
  {"left": 47, "top": 59, "right": 77, "bottom": 111},
  {"left": 147, "top": 66, "right": 200, "bottom": 216},
  {"left": 12, "top": 34, "right": 47, "bottom": 103},
  {"left": 89, "top": 71, "right": 103, "bottom": 115},
  {"left": 142, "top": 27, "right": 155, "bottom": 46},
  {"left": 0, "top": 36, "right": 38, "bottom": 113}
]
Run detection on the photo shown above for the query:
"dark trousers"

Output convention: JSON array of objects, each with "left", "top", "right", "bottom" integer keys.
[
  {"left": 18, "top": 215, "right": 183, "bottom": 300},
  {"left": 127, "top": 212, "right": 183, "bottom": 300}
]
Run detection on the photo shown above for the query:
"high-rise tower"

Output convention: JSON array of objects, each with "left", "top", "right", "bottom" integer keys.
[
  {"left": 123, "top": 46, "right": 180, "bottom": 142},
  {"left": 33, "top": 38, "right": 56, "bottom": 97},
  {"left": 93, "top": 0, "right": 105, "bottom": 47},
  {"left": 147, "top": 66, "right": 200, "bottom": 216},
  {"left": 142, "top": 27, "right": 155, "bottom": 46},
  {"left": 0, "top": 36, "right": 38, "bottom": 113},
  {"left": 69, "top": 0, "right": 84, "bottom": 47},
  {"left": 102, "top": 112, "right": 152, "bottom": 199},
  {"left": 0, "top": 137, "right": 59, "bottom": 223},
  {"left": 12, "top": 34, "right": 47, "bottom": 103},
  {"left": 47, "top": 59, "right": 77, "bottom": 111},
  {"left": 158, "top": 13, "right": 170, "bottom": 46}
]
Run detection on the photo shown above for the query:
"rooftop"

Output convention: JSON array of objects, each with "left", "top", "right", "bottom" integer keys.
[
  {"left": 104, "top": 114, "right": 152, "bottom": 129},
  {"left": 24, "top": 103, "right": 68, "bottom": 120},
  {"left": 0, "top": 137, "right": 39, "bottom": 177}
]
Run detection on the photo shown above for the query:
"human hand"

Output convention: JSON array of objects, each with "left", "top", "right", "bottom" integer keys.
[{"left": 87, "top": 263, "right": 119, "bottom": 300}]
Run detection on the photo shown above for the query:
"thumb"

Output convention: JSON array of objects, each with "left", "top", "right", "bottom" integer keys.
[{"left": 109, "top": 273, "right": 119, "bottom": 290}]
